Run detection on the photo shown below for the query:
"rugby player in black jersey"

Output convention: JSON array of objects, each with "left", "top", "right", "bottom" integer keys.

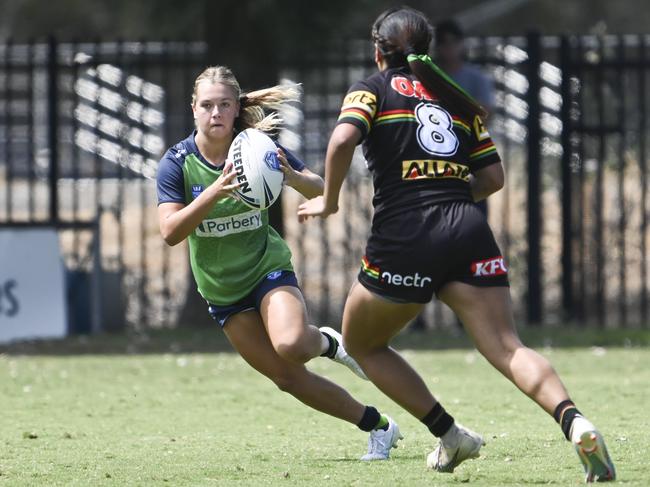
[{"left": 298, "top": 6, "right": 615, "bottom": 482}]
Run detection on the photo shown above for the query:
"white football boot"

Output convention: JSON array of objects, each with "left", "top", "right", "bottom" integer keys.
[
  {"left": 570, "top": 416, "right": 616, "bottom": 482},
  {"left": 361, "top": 416, "right": 403, "bottom": 461},
  {"left": 427, "top": 423, "right": 484, "bottom": 472},
  {"left": 319, "top": 326, "right": 368, "bottom": 380}
]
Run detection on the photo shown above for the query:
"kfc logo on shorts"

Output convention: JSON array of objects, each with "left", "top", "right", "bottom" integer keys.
[{"left": 471, "top": 256, "right": 508, "bottom": 277}]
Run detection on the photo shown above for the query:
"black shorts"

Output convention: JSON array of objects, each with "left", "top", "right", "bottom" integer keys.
[{"left": 358, "top": 200, "right": 508, "bottom": 303}]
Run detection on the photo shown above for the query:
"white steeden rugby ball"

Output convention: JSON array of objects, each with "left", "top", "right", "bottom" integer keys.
[{"left": 228, "top": 128, "right": 284, "bottom": 210}]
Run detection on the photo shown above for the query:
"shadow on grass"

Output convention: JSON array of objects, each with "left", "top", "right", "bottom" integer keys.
[{"left": 0, "top": 325, "right": 649, "bottom": 356}]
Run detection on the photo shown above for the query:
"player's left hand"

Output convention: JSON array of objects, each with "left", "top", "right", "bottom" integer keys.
[
  {"left": 297, "top": 196, "right": 338, "bottom": 223},
  {"left": 277, "top": 148, "right": 300, "bottom": 188}
]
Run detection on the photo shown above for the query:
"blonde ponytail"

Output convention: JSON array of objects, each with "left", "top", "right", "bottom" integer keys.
[{"left": 238, "top": 84, "right": 301, "bottom": 133}]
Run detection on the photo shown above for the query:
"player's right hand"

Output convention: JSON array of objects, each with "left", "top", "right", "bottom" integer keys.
[{"left": 211, "top": 161, "right": 241, "bottom": 200}]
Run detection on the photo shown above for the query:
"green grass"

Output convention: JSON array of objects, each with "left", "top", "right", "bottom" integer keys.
[{"left": 1, "top": 330, "right": 649, "bottom": 486}]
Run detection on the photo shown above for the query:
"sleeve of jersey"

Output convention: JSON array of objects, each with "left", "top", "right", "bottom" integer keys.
[
  {"left": 276, "top": 143, "right": 306, "bottom": 172},
  {"left": 468, "top": 115, "right": 502, "bottom": 172},
  {"left": 336, "top": 80, "right": 378, "bottom": 141},
  {"left": 156, "top": 152, "right": 186, "bottom": 205}
]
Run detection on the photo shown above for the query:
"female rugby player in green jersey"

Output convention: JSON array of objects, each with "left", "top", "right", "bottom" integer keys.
[
  {"left": 298, "top": 7, "right": 615, "bottom": 482},
  {"left": 156, "top": 66, "right": 401, "bottom": 460}
]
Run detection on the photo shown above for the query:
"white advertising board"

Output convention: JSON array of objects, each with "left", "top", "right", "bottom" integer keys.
[{"left": 0, "top": 228, "right": 67, "bottom": 343}]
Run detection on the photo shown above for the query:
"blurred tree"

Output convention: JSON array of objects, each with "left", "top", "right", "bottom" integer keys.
[
  {"left": 0, "top": 0, "right": 205, "bottom": 40},
  {"left": 2, "top": 0, "right": 649, "bottom": 43}
]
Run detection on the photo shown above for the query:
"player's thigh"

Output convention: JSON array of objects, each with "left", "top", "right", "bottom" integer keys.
[
  {"left": 258, "top": 285, "right": 309, "bottom": 347},
  {"left": 438, "top": 281, "right": 523, "bottom": 361},
  {"left": 223, "top": 309, "right": 306, "bottom": 380},
  {"left": 342, "top": 281, "right": 424, "bottom": 353}
]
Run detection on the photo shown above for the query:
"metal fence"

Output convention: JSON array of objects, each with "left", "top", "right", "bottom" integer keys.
[
  {"left": 0, "top": 39, "right": 206, "bottom": 330},
  {"left": 281, "top": 34, "right": 650, "bottom": 329},
  {"left": 1, "top": 34, "right": 648, "bottom": 331}
]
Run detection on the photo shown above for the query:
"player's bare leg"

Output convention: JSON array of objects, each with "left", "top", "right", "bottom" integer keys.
[
  {"left": 342, "top": 283, "right": 433, "bottom": 418},
  {"left": 258, "top": 286, "right": 322, "bottom": 363},
  {"left": 342, "top": 282, "right": 484, "bottom": 472},
  {"left": 438, "top": 281, "right": 615, "bottom": 482},
  {"left": 260, "top": 286, "right": 366, "bottom": 378},
  {"left": 438, "top": 283, "right": 569, "bottom": 413},
  {"left": 223, "top": 309, "right": 364, "bottom": 424},
  {"left": 224, "top": 299, "right": 401, "bottom": 460}
]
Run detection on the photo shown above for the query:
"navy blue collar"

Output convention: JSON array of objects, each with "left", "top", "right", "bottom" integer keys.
[{"left": 187, "top": 130, "right": 228, "bottom": 171}]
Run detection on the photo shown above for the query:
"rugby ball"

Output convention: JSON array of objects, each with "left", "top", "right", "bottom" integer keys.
[{"left": 228, "top": 128, "right": 284, "bottom": 210}]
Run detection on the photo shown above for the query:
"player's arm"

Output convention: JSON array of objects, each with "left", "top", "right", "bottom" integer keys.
[
  {"left": 158, "top": 162, "right": 239, "bottom": 246},
  {"left": 469, "top": 163, "right": 504, "bottom": 202},
  {"left": 277, "top": 148, "right": 324, "bottom": 199},
  {"left": 323, "top": 123, "right": 361, "bottom": 212},
  {"left": 297, "top": 124, "right": 360, "bottom": 220},
  {"left": 298, "top": 82, "right": 375, "bottom": 220},
  {"left": 467, "top": 114, "right": 503, "bottom": 201}
]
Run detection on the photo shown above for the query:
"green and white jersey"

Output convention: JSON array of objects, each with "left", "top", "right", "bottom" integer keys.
[{"left": 156, "top": 131, "right": 304, "bottom": 305}]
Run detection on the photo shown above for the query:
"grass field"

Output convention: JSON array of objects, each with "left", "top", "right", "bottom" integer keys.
[{"left": 1, "top": 329, "right": 649, "bottom": 486}]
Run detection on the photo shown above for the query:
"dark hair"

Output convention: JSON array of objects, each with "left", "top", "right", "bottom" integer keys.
[
  {"left": 372, "top": 7, "right": 486, "bottom": 119},
  {"left": 434, "top": 19, "right": 464, "bottom": 45}
]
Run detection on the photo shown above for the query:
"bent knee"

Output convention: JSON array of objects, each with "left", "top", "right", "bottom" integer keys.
[
  {"left": 274, "top": 335, "right": 313, "bottom": 364},
  {"left": 343, "top": 340, "right": 366, "bottom": 360},
  {"left": 342, "top": 333, "right": 385, "bottom": 361},
  {"left": 341, "top": 332, "right": 361, "bottom": 358},
  {"left": 477, "top": 334, "right": 523, "bottom": 359}
]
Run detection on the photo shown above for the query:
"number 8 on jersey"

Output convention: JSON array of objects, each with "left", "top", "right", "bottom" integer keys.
[{"left": 414, "top": 102, "right": 459, "bottom": 157}]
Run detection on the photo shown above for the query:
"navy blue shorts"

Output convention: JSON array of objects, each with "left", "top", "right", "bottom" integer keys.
[{"left": 207, "top": 270, "right": 299, "bottom": 327}]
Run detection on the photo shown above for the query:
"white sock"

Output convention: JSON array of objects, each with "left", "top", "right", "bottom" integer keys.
[
  {"left": 319, "top": 331, "right": 331, "bottom": 356},
  {"left": 441, "top": 423, "right": 460, "bottom": 448},
  {"left": 570, "top": 416, "right": 596, "bottom": 443}
]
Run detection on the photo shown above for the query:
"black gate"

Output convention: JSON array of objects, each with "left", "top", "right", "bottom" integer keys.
[
  {"left": 0, "top": 39, "right": 207, "bottom": 330},
  {"left": 2, "top": 34, "right": 648, "bottom": 331},
  {"left": 558, "top": 34, "right": 649, "bottom": 328}
]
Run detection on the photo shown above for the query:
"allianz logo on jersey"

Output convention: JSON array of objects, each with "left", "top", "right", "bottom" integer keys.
[
  {"left": 196, "top": 209, "right": 262, "bottom": 237},
  {"left": 402, "top": 160, "right": 470, "bottom": 182}
]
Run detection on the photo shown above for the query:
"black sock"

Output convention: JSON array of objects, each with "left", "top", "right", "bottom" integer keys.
[
  {"left": 357, "top": 406, "right": 381, "bottom": 432},
  {"left": 421, "top": 402, "right": 455, "bottom": 437},
  {"left": 553, "top": 399, "right": 582, "bottom": 441},
  {"left": 320, "top": 331, "right": 338, "bottom": 358}
]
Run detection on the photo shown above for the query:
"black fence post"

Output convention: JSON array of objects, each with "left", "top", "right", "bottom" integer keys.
[
  {"left": 595, "top": 37, "right": 606, "bottom": 328},
  {"left": 5, "top": 38, "right": 14, "bottom": 222},
  {"left": 47, "top": 36, "right": 59, "bottom": 224},
  {"left": 560, "top": 35, "right": 574, "bottom": 321},
  {"left": 616, "top": 36, "right": 627, "bottom": 327},
  {"left": 526, "top": 31, "right": 542, "bottom": 325},
  {"left": 639, "top": 34, "right": 648, "bottom": 327}
]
